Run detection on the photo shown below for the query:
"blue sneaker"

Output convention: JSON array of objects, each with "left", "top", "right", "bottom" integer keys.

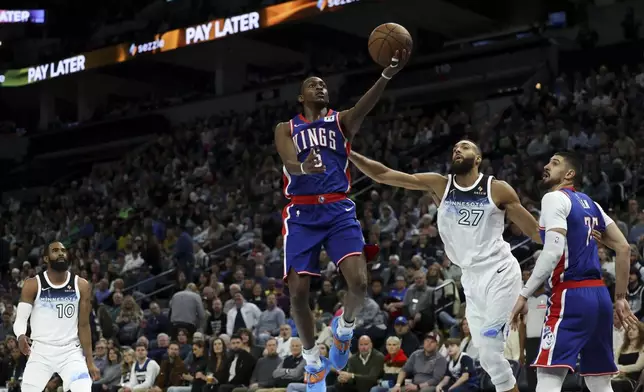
[
  {"left": 329, "top": 315, "right": 352, "bottom": 369},
  {"left": 304, "top": 356, "right": 331, "bottom": 391}
]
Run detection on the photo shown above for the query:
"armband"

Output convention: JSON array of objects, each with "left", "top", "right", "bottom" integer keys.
[
  {"left": 13, "top": 302, "right": 33, "bottom": 338},
  {"left": 381, "top": 72, "right": 392, "bottom": 80}
]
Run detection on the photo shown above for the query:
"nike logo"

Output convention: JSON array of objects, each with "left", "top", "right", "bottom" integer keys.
[
  {"left": 294, "top": 123, "right": 305, "bottom": 127},
  {"left": 42, "top": 287, "right": 51, "bottom": 291},
  {"left": 496, "top": 265, "right": 509, "bottom": 273},
  {"left": 345, "top": 207, "right": 354, "bottom": 212},
  {"left": 75, "top": 344, "right": 81, "bottom": 348}
]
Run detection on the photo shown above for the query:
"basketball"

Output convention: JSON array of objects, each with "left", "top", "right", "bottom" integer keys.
[{"left": 368, "top": 23, "right": 413, "bottom": 68}]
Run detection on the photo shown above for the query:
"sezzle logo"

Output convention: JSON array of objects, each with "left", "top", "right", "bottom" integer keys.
[
  {"left": 130, "top": 39, "right": 165, "bottom": 57},
  {"left": 316, "top": 0, "right": 358, "bottom": 11}
]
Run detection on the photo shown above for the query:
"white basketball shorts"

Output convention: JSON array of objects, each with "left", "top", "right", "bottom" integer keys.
[
  {"left": 461, "top": 258, "right": 522, "bottom": 347},
  {"left": 22, "top": 340, "right": 90, "bottom": 392}
]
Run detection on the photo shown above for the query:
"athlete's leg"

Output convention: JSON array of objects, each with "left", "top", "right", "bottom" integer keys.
[
  {"left": 535, "top": 367, "right": 567, "bottom": 392},
  {"left": 471, "top": 263, "right": 521, "bottom": 392},
  {"left": 580, "top": 287, "right": 618, "bottom": 389},
  {"left": 324, "top": 205, "right": 366, "bottom": 370},
  {"left": 21, "top": 354, "right": 54, "bottom": 392},
  {"left": 58, "top": 344, "right": 93, "bottom": 392},
  {"left": 584, "top": 375, "right": 614, "bottom": 392},
  {"left": 282, "top": 203, "right": 330, "bottom": 391}
]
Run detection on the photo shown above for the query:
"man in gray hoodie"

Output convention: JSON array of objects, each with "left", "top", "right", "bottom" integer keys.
[{"left": 232, "top": 338, "right": 281, "bottom": 392}]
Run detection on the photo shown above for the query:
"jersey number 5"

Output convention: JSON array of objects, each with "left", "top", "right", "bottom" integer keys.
[
  {"left": 584, "top": 216, "right": 599, "bottom": 246},
  {"left": 458, "top": 209, "right": 484, "bottom": 226},
  {"left": 56, "top": 303, "right": 75, "bottom": 318}
]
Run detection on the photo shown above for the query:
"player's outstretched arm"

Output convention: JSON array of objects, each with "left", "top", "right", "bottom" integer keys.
[
  {"left": 274, "top": 122, "right": 325, "bottom": 175},
  {"left": 349, "top": 150, "right": 445, "bottom": 192},
  {"left": 340, "top": 50, "right": 409, "bottom": 137},
  {"left": 14, "top": 277, "right": 37, "bottom": 355},
  {"left": 492, "top": 180, "right": 541, "bottom": 243}
]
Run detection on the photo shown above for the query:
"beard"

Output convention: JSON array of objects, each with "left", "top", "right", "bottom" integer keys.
[
  {"left": 450, "top": 156, "right": 476, "bottom": 175},
  {"left": 50, "top": 257, "right": 69, "bottom": 272},
  {"left": 538, "top": 173, "right": 558, "bottom": 190}
]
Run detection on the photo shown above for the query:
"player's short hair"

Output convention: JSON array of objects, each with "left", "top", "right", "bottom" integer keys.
[
  {"left": 460, "top": 139, "right": 481, "bottom": 156},
  {"left": 300, "top": 76, "right": 321, "bottom": 94},
  {"left": 191, "top": 341, "right": 204, "bottom": 349},
  {"left": 135, "top": 342, "right": 147, "bottom": 350},
  {"left": 169, "top": 341, "right": 180, "bottom": 348},
  {"left": 554, "top": 151, "right": 582, "bottom": 187}
]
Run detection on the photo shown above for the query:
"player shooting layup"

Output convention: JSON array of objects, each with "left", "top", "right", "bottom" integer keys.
[
  {"left": 350, "top": 140, "right": 540, "bottom": 392},
  {"left": 13, "top": 241, "right": 100, "bottom": 392},
  {"left": 510, "top": 152, "right": 637, "bottom": 392},
  {"left": 274, "top": 51, "right": 409, "bottom": 390}
]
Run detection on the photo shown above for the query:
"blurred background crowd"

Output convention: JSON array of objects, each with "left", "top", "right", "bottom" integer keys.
[{"left": 1, "top": 0, "right": 644, "bottom": 392}]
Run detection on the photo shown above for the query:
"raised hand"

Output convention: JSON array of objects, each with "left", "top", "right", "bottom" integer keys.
[{"left": 382, "top": 49, "right": 411, "bottom": 79}]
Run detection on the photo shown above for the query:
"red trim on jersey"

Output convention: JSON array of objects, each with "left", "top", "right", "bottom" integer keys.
[
  {"left": 550, "top": 253, "right": 566, "bottom": 287},
  {"left": 560, "top": 186, "right": 576, "bottom": 192},
  {"left": 290, "top": 193, "right": 347, "bottom": 205},
  {"left": 336, "top": 252, "right": 363, "bottom": 266},
  {"left": 552, "top": 279, "right": 604, "bottom": 292},
  {"left": 298, "top": 109, "right": 333, "bottom": 124},
  {"left": 534, "top": 289, "right": 565, "bottom": 367},
  {"left": 335, "top": 110, "right": 348, "bottom": 140},
  {"left": 558, "top": 189, "right": 572, "bottom": 198}
]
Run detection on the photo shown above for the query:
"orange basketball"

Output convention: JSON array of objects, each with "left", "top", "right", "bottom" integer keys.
[{"left": 368, "top": 23, "right": 413, "bottom": 68}]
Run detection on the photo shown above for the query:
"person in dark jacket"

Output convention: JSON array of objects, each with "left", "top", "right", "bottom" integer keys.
[
  {"left": 272, "top": 338, "right": 305, "bottom": 388},
  {"left": 217, "top": 335, "right": 257, "bottom": 392},
  {"left": 150, "top": 342, "right": 188, "bottom": 392}
]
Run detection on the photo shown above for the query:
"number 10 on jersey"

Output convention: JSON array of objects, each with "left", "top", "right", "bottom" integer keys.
[{"left": 584, "top": 216, "right": 599, "bottom": 246}]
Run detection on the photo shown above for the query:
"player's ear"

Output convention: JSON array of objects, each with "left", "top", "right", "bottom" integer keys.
[{"left": 297, "top": 94, "right": 304, "bottom": 104}]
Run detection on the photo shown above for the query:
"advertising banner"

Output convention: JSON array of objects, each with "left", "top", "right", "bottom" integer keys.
[
  {"left": 0, "top": 0, "right": 360, "bottom": 87},
  {"left": 0, "top": 9, "right": 45, "bottom": 24}
]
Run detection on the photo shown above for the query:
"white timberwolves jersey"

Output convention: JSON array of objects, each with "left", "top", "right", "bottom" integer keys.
[
  {"left": 31, "top": 271, "right": 81, "bottom": 346},
  {"left": 436, "top": 173, "right": 513, "bottom": 270}
]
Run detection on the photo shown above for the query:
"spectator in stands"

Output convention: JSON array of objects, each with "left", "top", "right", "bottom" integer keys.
[
  {"left": 0, "top": 345, "right": 26, "bottom": 391},
  {"left": 0, "top": 311, "right": 14, "bottom": 341},
  {"left": 177, "top": 329, "right": 192, "bottom": 359},
  {"left": 435, "top": 339, "right": 478, "bottom": 392},
  {"left": 119, "top": 348, "right": 135, "bottom": 388},
  {"left": 336, "top": 336, "right": 384, "bottom": 392},
  {"left": 317, "top": 280, "right": 339, "bottom": 314},
  {"left": 217, "top": 334, "right": 257, "bottom": 392},
  {"left": 92, "top": 348, "right": 122, "bottom": 392},
  {"left": 116, "top": 296, "right": 145, "bottom": 346},
  {"left": 616, "top": 322, "right": 644, "bottom": 380},
  {"left": 390, "top": 316, "right": 420, "bottom": 358},
  {"left": 391, "top": 332, "right": 447, "bottom": 392},
  {"left": 206, "top": 298, "right": 226, "bottom": 337},
  {"left": 144, "top": 302, "right": 171, "bottom": 341},
  {"left": 170, "top": 283, "right": 206, "bottom": 339},
  {"left": 254, "top": 293, "right": 286, "bottom": 347},
  {"left": 150, "top": 333, "right": 170, "bottom": 363},
  {"left": 271, "top": 337, "right": 305, "bottom": 388},
  {"left": 457, "top": 318, "right": 478, "bottom": 362},
  {"left": 205, "top": 337, "right": 229, "bottom": 389},
  {"left": 121, "top": 343, "right": 160, "bottom": 392},
  {"left": 403, "top": 271, "right": 434, "bottom": 335},
  {"left": 628, "top": 267, "right": 644, "bottom": 320},
  {"left": 226, "top": 292, "right": 261, "bottom": 336},
  {"left": 94, "top": 340, "right": 110, "bottom": 374},
  {"left": 370, "top": 336, "right": 408, "bottom": 392},
  {"left": 150, "top": 342, "right": 187, "bottom": 392},
  {"left": 234, "top": 337, "right": 281, "bottom": 392},
  {"left": 224, "top": 285, "right": 242, "bottom": 314},
  {"left": 381, "top": 255, "right": 406, "bottom": 289}
]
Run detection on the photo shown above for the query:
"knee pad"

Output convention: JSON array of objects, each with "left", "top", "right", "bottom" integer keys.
[
  {"left": 67, "top": 376, "right": 93, "bottom": 392},
  {"left": 478, "top": 339, "right": 515, "bottom": 392},
  {"left": 584, "top": 375, "right": 613, "bottom": 392}
]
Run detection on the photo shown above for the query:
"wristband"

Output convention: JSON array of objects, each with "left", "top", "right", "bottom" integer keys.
[
  {"left": 616, "top": 293, "right": 627, "bottom": 300},
  {"left": 300, "top": 162, "right": 307, "bottom": 174},
  {"left": 381, "top": 72, "right": 392, "bottom": 80}
]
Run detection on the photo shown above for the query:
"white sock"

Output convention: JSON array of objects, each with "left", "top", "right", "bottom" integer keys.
[
  {"left": 337, "top": 313, "right": 355, "bottom": 336},
  {"left": 303, "top": 345, "right": 321, "bottom": 368}
]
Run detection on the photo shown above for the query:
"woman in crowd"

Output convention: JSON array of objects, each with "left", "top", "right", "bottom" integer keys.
[
  {"left": 616, "top": 322, "right": 644, "bottom": 380},
  {"left": 238, "top": 328, "right": 263, "bottom": 358},
  {"left": 177, "top": 329, "right": 192, "bottom": 359},
  {"left": 93, "top": 348, "right": 123, "bottom": 392},
  {"left": 458, "top": 318, "right": 479, "bottom": 362},
  {"left": 117, "top": 348, "right": 135, "bottom": 392},
  {"left": 188, "top": 341, "right": 209, "bottom": 392},
  {"left": 204, "top": 338, "right": 229, "bottom": 391}
]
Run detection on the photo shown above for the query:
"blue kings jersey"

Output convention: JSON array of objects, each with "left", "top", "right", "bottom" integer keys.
[
  {"left": 539, "top": 188, "right": 606, "bottom": 287},
  {"left": 283, "top": 109, "right": 351, "bottom": 197}
]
